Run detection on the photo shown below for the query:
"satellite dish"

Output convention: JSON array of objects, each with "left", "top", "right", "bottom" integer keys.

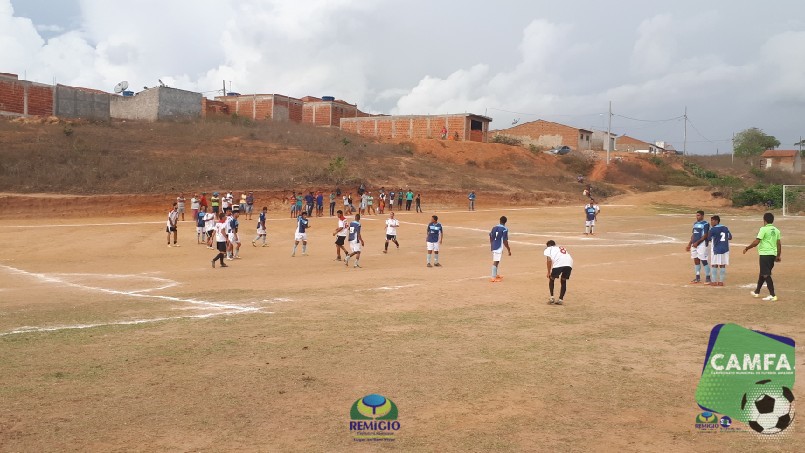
[
  {"left": 158, "top": 79, "right": 166, "bottom": 87},
  {"left": 114, "top": 81, "right": 129, "bottom": 94},
  {"left": 512, "top": 118, "right": 520, "bottom": 125}
]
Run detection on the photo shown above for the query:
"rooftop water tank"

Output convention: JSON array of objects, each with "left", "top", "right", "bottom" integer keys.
[
  {"left": 322, "top": 96, "right": 335, "bottom": 101},
  {"left": 122, "top": 91, "right": 134, "bottom": 97},
  {"left": 226, "top": 92, "right": 241, "bottom": 96}
]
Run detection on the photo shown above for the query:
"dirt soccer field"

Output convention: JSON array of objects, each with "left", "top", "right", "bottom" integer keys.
[{"left": 1, "top": 189, "right": 803, "bottom": 451}]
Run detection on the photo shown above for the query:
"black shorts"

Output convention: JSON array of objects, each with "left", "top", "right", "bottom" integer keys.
[
  {"left": 551, "top": 266, "right": 572, "bottom": 279},
  {"left": 759, "top": 255, "right": 776, "bottom": 276},
  {"left": 335, "top": 236, "right": 346, "bottom": 246},
  {"left": 207, "top": 230, "right": 213, "bottom": 237},
  {"left": 386, "top": 234, "right": 397, "bottom": 241},
  {"left": 166, "top": 226, "right": 177, "bottom": 232},
  {"left": 217, "top": 241, "right": 227, "bottom": 252}
]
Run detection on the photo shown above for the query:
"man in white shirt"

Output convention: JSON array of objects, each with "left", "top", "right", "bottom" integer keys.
[
  {"left": 332, "top": 210, "right": 350, "bottom": 261},
  {"left": 383, "top": 212, "right": 400, "bottom": 254},
  {"left": 166, "top": 203, "right": 180, "bottom": 247},
  {"left": 544, "top": 240, "right": 573, "bottom": 305}
]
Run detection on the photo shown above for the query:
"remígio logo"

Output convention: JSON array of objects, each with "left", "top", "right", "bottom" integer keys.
[
  {"left": 695, "top": 411, "right": 720, "bottom": 430},
  {"left": 349, "top": 394, "right": 400, "bottom": 442}
]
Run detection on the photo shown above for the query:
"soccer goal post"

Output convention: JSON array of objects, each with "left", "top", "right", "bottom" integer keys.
[{"left": 782, "top": 185, "right": 805, "bottom": 216}]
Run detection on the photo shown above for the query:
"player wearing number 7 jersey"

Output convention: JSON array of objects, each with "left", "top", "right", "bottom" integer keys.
[{"left": 544, "top": 240, "right": 573, "bottom": 305}]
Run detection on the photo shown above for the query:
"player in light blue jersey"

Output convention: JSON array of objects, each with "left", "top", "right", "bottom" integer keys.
[
  {"left": 252, "top": 207, "right": 268, "bottom": 247},
  {"left": 344, "top": 214, "right": 365, "bottom": 268},
  {"left": 685, "top": 210, "right": 711, "bottom": 284},
  {"left": 489, "top": 216, "right": 512, "bottom": 282},
  {"left": 695, "top": 215, "right": 732, "bottom": 286},
  {"left": 426, "top": 215, "right": 444, "bottom": 267},
  {"left": 584, "top": 199, "right": 600, "bottom": 235},
  {"left": 291, "top": 212, "right": 310, "bottom": 257}
]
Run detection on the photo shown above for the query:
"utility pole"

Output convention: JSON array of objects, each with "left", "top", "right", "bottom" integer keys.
[
  {"left": 606, "top": 101, "right": 612, "bottom": 165},
  {"left": 222, "top": 80, "right": 226, "bottom": 96},
  {"left": 683, "top": 106, "right": 688, "bottom": 156},
  {"left": 731, "top": 132, "right": 735, "bottom": 165}
]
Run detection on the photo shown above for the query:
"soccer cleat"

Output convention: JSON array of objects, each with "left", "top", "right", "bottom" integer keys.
[
  {"left": 291, "top": 253, "right": 295, "bottom": 257},
  {"left": 705, "top": 282, "right": 717, "bottom": 286},
  {"left": 548, "top": 297, "right": 555, "bottom": 305},
  {"left": 556, "top": 299, "right": 564, "bottom": 305},
  {"left": 427, "top": 263, "right": 432, "bottom": 268},
  {"left": 335, "top": 257, "right": 342, "bottom": 261},
  {"left": 762, "top": 295, "right": 777, "bottom": 301},
  {"left": 689, "top": 278, "right": 701, "bottom": 284},
  {"left": 717, "top": 282, "right": 724, "bottom": 287},
  {"left": 220, "top": 263, "right": 228, "bottom": 268},
  {"left": 262, "top": 244, "right": 269, "bottom": 247},
  {"left": 167, "top": 244, "right": 172, "bottom": 247},
  {"left": 750, "top": 291, "right": 760, "bottom": 298},
  {"left": 252, "top": 241, "right": 256, "bottom": 247},
  {"left": 382, "top": 250, "right": 387, "bottom": 254},
  {"left": 705, "top": 278, "right": 712, "bottom": 284},
  {"left": 495, "top": 275, "right": 503, "bottom": 280},
  {"left": 354, "top": 264, "right": 361, "bottom": 268},
  {"left": 344, "top": 256, "right": 350, "bottom": 266},
  {"left": 174, "top": 244, "right": 180, "bottom": 247},
  {"left": 211, "top": 260, "right": 215, "bottom": 268},
  {"left": 434, "top": 263, "right": 442, "bottom": 267}
]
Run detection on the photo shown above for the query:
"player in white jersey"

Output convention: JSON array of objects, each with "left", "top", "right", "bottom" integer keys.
[
  {"left": 383, "top": 212, "right": 400, "bottom": 253},
  {"left": 166, "top": 203, "right": 180, "bottom": 247},
  {"left": 544, "top": 240, "right": 573, "bottom": 305},
  {"left": 332, "top": 210, "right": 350, "bottom": 261},
  {"left": 203, "top": 207, "right": 216, "bottom": 249},
  {"left": 211, "top": 212, "right": 229, "bottom": 268}
]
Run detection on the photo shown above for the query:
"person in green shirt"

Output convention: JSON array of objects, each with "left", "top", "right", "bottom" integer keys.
[{"left": 743, "top": 212, "right": 782, "bottom": 301}]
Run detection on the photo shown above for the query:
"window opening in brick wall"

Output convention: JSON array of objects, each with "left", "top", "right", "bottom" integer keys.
[{"left": 471, "top": 119, "right": 483, "bottom": 131}]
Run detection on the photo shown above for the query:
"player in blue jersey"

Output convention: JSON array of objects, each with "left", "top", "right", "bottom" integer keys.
[
  {"left": 426, "top": 215, "right": 444, "bottom": 267},
  {"left": 196, "top": 206, "right": 207, "bottom": 244},
  {"left": 584, "top": 199, "right": 600, "bottom": 235},
  {"left": 252, "top": 207, "right": 268, "bottom": 247},
  {"left": 685, "top": 210, "right": 711, "bottom": 284},
  {"left": 489, "top": 216, "right": 512, "bottom": 282},
  {"left": 291, "top": 212, "right": 310, "bottom": 257},
  {"left": 694, "top": 215, "right": 732, "bottom": 286},
  {"left": 344, "top": 214, "right": 365, "bottom": 268}
]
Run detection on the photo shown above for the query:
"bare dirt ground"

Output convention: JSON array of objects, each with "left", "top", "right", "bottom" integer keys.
[{"left": 1, "top": 187, "right": 803, "bottom": 452}]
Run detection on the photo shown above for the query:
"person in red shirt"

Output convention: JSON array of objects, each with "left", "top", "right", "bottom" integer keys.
[{"left": 199, "top": 192, "right": 209, "bottom": 211}]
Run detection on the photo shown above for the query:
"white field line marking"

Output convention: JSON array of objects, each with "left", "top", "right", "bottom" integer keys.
[
  {"left": 0, "top": 311, "right": 273, "bottom": 337},
  {"left": 355, "top": 284, "right": 421, "bottom": 292},
  {"left": 738, "top": 284, "right": 805, "bottom": 294},
  {"left": 0, "top": 265, "right": 257, "bottom": 312}
]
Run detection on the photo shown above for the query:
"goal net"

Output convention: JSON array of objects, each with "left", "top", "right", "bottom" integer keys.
[{"left": 783, "top": 185, "right": 805, "bottom": 216}]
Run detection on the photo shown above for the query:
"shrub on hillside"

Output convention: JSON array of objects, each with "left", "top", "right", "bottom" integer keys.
[
  {"left": 491, "top": 134, "right": 522, "bottom": 146},
  {"left": 731, "top": 184, "right": 784, "bottom": 208},
  {"left": 561, "top": 154, "right": 595, "bottom": 176}
]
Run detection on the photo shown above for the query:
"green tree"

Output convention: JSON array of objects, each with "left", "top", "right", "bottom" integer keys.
[
  {"left": 733, "top": 127, "right": 780, "bottom": 157},
  {"left": 795, "top": 138, "right": 805, "bottom": 156}
]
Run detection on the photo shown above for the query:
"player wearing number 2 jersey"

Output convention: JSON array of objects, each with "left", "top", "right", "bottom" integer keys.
[
  {"left": 489, "top": 216, "right": 511, "bottom": 282},
  {"left": 544, "top": 240, "right": 573, "bottom": 305},
  {"left": 696, "top": 215, "right": 732, "bottom": 286}
]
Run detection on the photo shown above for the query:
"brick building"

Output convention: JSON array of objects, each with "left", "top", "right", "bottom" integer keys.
[
  {"left": 495, "top": 119, "right": 592, "bottom": 150},
  {"left": 615, "top": 135, "right": 662, "bottom": 154},
  {"left": 760, "top": 150, "right": 802, "bottom": 173},
  {"left": 340, "top": 113, "right": 492, "bottom": 142},
  {"left": 213, "top": 93, "right": 304, "bottom": 122},
  {"left": 301, "top": 96, "right": 370, "bottom": 127}
]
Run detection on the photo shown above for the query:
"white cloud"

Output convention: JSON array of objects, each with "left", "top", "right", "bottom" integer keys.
[
  {"left": 631, "top": 14, "right": 676, "bottom": 76},
  {"left": 760, "top": 30, "right": 805, "bottom": 102}
]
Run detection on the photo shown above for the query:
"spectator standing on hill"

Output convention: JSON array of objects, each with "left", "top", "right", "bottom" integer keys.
[
  {"left": 405, "top": 189, "right": 414, "bottom": 211},
  {"left": 441, "top": 126, "right": 447, "bottom": 139},
  {"left": 744, "top": 212, "right": 782, "bottom": 301},
  {"left": 367, "top": 192, "right": 375, "bottom": 215},
  {"left": 204, "top": 206, "right": 216, "bottom": 248},
  {"left": 167, "top": 203, "right": 180, "bottom": 247},
  {"left": 295, "top": 192, "right": 304, "bottom": 217},
  {"left": 176, "top": 193, "right": 186, "bottom": 221},
  {"left": 397, "top": 189, "right": 404, "bottom": 211},
  {"left": 360, "top": 192, "right": 368, "bottom": 215},
  {"left": 305, "top": 191, "right": 315, "bottom": 217},
  {"left": 416, "top": 193, "right": 422, "bottom": 213},
  {"left": 468, "top": 191, "right": 476, "bottom": 211},
  {"left": 329, "top": 191, "right": 336, "bottom": 217},
  {"left": 389, "top": 190, "right": 395, "bottom": 211},
  {"left": 199, "top": 192, "right": 208, "bottom": 212},
  {"left": 221, "top": 192, "right": 231, "bottom": 213},
  {"left": 343, "top": 193, "right": 350, "bottom": 214},
  {"left": 239, "top": 193, "right": 247, "bottom": 214}
]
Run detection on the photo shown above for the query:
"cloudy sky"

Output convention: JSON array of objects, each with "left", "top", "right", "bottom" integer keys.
[{"left": 3, "top": 0, "right": 804, "bottom": 153}]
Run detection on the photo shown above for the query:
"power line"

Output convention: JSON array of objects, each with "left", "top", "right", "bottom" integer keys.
[
  {"left": 487, "top": 107, "right": 606, "bottom": 118},
  {"left": 613, "top": 113, "right": 685, "bottom": 123}
]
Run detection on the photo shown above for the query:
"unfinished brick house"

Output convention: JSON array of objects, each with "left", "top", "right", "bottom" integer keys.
[
  {"left": 495, "top": 119, "right": 592, "bottom": 150},
  {"left": 760, "top": 149, "right": 802, "bottom": 174},
  {"left": 615, "top": 135, "right": 663, "bottom": 154},
  {"left": 301, "top": 96, "right": 373, "bottom": 127},
  {"left": 213, "top": 93, "right": 304, "bottom": 122},
  {"left": 340, "top": 113, "right": 492, "bottom": 143},
  {"left": 1, "top": 73, "right": 110, "bottom": 120}
]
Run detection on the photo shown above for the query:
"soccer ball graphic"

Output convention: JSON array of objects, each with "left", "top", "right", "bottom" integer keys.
[{"left": 741, "top": 379, "right": 795, "bottom": 434}]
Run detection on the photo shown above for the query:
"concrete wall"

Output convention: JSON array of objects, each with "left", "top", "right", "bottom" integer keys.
[
  {"left": 498, "top": 120, "right": 589, "bottom": 150},
  {"left": 341, "top": 114, "right": 490, "bottom": 142},
  {"left": 55, "top": 85, "right": 110, "bottom": 121},
  {"left": 111, "top": 87, "right": 201, "bottom": 121}
]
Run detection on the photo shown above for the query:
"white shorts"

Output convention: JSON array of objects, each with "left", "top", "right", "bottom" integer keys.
[
  {"left": 350, "top": 240, "right": 362, "bottom": 252},
  {"left": 585, "top": 220, "right": 595, "bottom": 227},
  {"left": 427, "top": 241, "right": 440, "bottom": 252},
  {"left": 711, "top": 252, "right": 729, "bottom": 266},
  {"left": 690, "top": 242, "right": 709, "bottom": 261},
  {"left": 196, "top": 226, "right": 204, "bottom": 234},
  {"left": 228, "top": 233, "right": 240, "bottom": 244},
  {"left": 492, "top": 247, "right": 503, "bottom": 261},
  {"left": 295, "top": 232, "right": 307, "bottom": 241},
  {"left": 257, "top": 227, "right": 266, "bottom": 235}
]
